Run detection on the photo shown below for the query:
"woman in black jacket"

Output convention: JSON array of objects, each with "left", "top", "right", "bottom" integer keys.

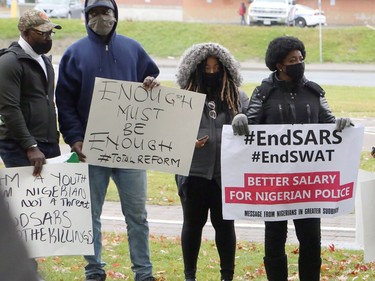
[
  {"left": 232, "top": 36, "right": 352, "bottom": 281},
  {"left": 175, "top": 42, "right": 249, "bottom": 281}
]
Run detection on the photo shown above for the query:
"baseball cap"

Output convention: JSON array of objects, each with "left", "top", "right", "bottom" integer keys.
[
  {"left": 85, "top": 0, "right": 115, "bottom": 13},
  {"left": 18, "top": 9, "right": 62, "bottom": 32}
]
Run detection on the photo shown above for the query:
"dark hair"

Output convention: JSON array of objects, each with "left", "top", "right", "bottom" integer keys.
[
  {"left": 184, "top": 57, "right": 240, "bottom": 116},
  {"left": 265, "top": 36, "right": 306, "bottom": 71}
]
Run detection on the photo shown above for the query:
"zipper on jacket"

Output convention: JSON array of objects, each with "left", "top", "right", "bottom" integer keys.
[
  {"left": 44, "top": 68, "right": 51, "bottom": 142},
  {"left": 306, "top": 104, "right": 311, "bottom": 123},
  {"left": 46, "top": 94, "right": 51, "bottom": 142},
  {"left": 289, "top": 102, "right": 296, "bottom": 124},
  {"left": 278, "top": 104, "right": 284, "bottom": 123}
]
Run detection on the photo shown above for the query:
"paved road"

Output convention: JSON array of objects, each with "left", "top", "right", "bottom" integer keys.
[
  {"left": 158, "top": 66, "right": 375, "bottom": 87},
  {"left": 53, "top": 57, "right": 375, "bottom": 87},
  {"left": 155, "top": 58, "right": 375, "bottom": 87}
]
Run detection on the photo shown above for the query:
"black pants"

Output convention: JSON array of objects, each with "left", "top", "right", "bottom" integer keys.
[
  {"left": 264, "top": 218, "right": 322, "bottom": 281},
  {"left": 177, "top": 176, "right": 236, "bottom": 280}
]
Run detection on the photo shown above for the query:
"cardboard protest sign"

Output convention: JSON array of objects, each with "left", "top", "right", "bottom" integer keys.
[
  {"left": 0, "top": 163, "right": 93, "bottom": 258},
  {"left": 361, "top": 179, "right": 375, "bottom": 262},
  {"left": 221, "top": 124, "right": 364, "bottom": 221},
  {"left": 83, "top": 78, "right": 205, "bottom": 176}
]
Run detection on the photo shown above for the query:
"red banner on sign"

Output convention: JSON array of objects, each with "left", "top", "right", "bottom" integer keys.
[{"left": 225, "top": 171, "right": 353, "bottom": 205}]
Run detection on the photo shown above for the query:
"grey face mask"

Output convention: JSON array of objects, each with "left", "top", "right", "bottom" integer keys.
[{"left": 88, "top": 12, "right": 116, "bottom": 36}]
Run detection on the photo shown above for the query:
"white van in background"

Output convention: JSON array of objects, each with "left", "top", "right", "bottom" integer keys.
[{"left": 247, "top": 0, "right": 296, "bottom": 26}]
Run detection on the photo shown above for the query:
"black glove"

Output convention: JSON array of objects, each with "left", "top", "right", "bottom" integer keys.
[
  {"left": 335, "top": 117, "right": 352, "bottom": 131},
  {"left": 232, "top": 113, "right": 249, "bottom": 136}
]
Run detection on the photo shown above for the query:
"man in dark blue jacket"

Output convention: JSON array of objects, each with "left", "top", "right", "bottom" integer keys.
[{"left": 55, "top": 0, "right": 159, "bottom": 281}]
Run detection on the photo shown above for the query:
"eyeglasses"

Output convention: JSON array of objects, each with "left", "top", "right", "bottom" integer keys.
[
  {"left": 207, "top": 101, "right": 216, "bottom": 119},
  {"left": 31, "top": 29, "right": 55, "bottom": 38}
]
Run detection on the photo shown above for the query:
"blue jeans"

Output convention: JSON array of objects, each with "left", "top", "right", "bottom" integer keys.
[
  {"left": 85, "top": 165, "right": 153, "bottom": 280},
  {"left": 0, "top": 139, "right": 60, "bottom": 167}
]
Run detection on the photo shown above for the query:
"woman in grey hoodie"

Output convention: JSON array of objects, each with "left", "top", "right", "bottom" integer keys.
[{"left": 175, "top": 43, "right": 249, "bottom": 281}]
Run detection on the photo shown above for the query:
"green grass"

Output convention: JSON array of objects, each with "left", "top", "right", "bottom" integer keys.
[
  {"left": 240, "top": 83, "right": 375, "bottom": 118},
  {"left": 1, "top": 19, "right": 375, "bottom": 63},
  {"left": 360, "top": 151, "right": 375, "bottom": 171},
  {"left": 322, "top": 85, "right": 375, "bottom": 118},
  {"left": 37, "top": 232, "right": 375, "bottom": 280}
]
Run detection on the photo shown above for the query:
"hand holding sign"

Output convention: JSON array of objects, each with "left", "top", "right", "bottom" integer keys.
[{"left": 83, "top": 78, "right": 205, "bottom": 176}]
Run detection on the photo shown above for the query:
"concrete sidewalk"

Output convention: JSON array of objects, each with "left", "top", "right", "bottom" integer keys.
[{"left": 101, "top": 201, "right": 360, "bottom": 250}]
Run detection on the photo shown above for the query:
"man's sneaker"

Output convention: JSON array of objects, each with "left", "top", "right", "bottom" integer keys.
[
  {"left": 85, "top": 273, "right": 106, "bottom": 281},
  {"left": 142, "top": 277, "right": 156, "bottom": 281}
]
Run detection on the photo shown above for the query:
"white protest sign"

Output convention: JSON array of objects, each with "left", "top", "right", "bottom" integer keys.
[
  {"left": 359, "top": 179, "right": 375, "bottom": 262},
  {"left": 355, "top": 177, "right": 375, "bottom": 262},
  {"left": 0, "top": 163, "right": 93, "bottom": 258},
  {"left": 221, "top": 124, "right": 364, "bottom": 221},
  {"left": 83, "top": 78, "right": 205, "bottom": 176}
]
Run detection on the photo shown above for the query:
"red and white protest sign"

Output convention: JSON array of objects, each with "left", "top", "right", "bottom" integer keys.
[{"left": 221, "top": 124, "right": 364, "bottom": 221}]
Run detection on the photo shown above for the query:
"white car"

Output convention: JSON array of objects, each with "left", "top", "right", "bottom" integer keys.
[
  {"left": 288, "top": 4, "right": 327, "bottom": 27},
  {"left": 247, "top": 0, "right": 295, "bottom": 26},
  {"left": 34, "top": 0, "right": 83, "bottom": 19}
]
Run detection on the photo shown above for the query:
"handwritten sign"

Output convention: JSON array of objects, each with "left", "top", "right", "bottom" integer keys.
[
  {"left": 221, "top": 124, "right": 364, "bottom": 221},
  {"left": 83, "top": 78, "right": 205, "bottom": 176},
  {"left": 0, "top": 163, "right": 93, "bottom": 258}
]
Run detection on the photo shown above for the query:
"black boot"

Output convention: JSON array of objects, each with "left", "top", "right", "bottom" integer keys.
[
  {"left": 299, "top": 258, "right": 322, "bottom": 281},
  {"left": 263, "top": 255, "right": 288, "bottom": 281},
  {"left": 220, "top": 269, "right": 234, "bottom": 281}
]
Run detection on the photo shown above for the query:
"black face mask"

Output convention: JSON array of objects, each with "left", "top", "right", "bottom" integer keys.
[
  {"left": 285, "top": 62, "right": 305, "bottom": 81},
  {"left": 31, "top": 41, "right": 52, "bottom": 55},
  {"left": 202, "top": 72, "right": 221, "bottom": 88}
]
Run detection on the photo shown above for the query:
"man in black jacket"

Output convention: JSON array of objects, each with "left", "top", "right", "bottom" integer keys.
[
  {"left": 0, "top": 9, "right": 62, "bottom": 176},
  {"left": 0, "top": 10, "right": 62, "bottom": 280}
]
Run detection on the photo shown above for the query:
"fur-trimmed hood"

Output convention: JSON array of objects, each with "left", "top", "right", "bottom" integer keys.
[{"left": 176, "top": 42, "right": 243, "bottom": 88}]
